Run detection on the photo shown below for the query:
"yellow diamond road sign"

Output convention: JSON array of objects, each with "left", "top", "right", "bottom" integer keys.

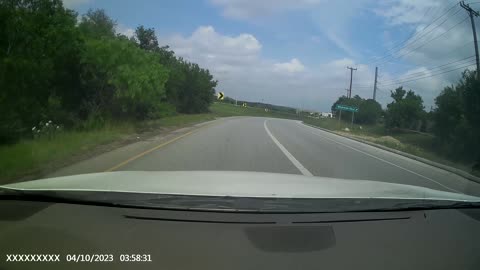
[{"left": 217, "top": 92, "right": 224, "bottom": 100}]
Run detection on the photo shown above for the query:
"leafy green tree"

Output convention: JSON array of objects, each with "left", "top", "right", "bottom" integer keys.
[
  {"left": 433, "top": 70, "right": 480, "bottom": 164},
  {"left": 357, "top": 99, "right": 382, "bottom": 124},
  {"left": 0, "top": 3, "right": 218, "bottom": 143},
  {"left": 331, "top": 95, "right": 381, "bottom": 124},
  {"left": 385, "top": 87, "right": 425, "bottom": 129},
  {"left": 133, "top": 27, "right": 217, "bottom": 114},
  {"left": 135, "top": 26, "right": 159, "bottom": 52},
  {"left": 433, "top": 85, "right": 463, "bottom": 141},
  {"left": 78, "top": 9, "right": 116, "bottom": 39},
  {"left": 0, "top": 0, "right": 82, "bottom": 142},
  {"left": 133, "top": 28, "right": 179, "bottom": 107},
  {"left": 175, "top": 62, "right": 217, "bottom": 113},
  {"left": 80, "top": 37, "right": 169, "bottom": 120}
]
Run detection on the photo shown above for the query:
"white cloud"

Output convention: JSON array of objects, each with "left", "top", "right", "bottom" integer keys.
[
  {"left": 209, "top": 0, "right": 372, "bottom": 57},
  {"left": 375, "top": 0, "right": 442, "bottom": 26},
  {"left": 162, "top": 26, "right": 262, "bottom": 76},
  {"left": 159, "top": 26, "right": 378, "bottom": 111},
  {"left": 62, "top": 0, "right": 91, "bottom": 8},
  {"left": 158, "top": 1, "right": 473, "bottom": 111},
  {"left": 370, "top": 0, "right": 477, "bottom": 109},
  {"left": 274, "top": 58, "right": 305, "bottom": 73},
  {"left": 115, "top": 24, "right": 135, "bottom": 38}
]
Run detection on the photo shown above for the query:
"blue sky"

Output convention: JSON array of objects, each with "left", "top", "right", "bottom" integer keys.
[{"left": 64, "top": 0, "right": 476, "bottom": 111}]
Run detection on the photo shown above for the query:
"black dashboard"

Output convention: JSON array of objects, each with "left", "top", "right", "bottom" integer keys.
[{"left": 1, "top": 200, "right": 479, "bottom": 270}]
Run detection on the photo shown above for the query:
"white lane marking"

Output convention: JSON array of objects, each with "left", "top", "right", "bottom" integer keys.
[
  {"left": 264, "top": 120, "right": 313, "bottom": 177},
  {"left": 299, "top": 123, "right": 461, "bottom": 193}
]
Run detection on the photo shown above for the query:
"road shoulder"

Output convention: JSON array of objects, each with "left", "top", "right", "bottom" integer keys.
[
  {"left": 302, "top": 122, "right": 480, "bottom": 184},
  {"left": 10, "top": 118, "right": 224, "bottom": 183}
]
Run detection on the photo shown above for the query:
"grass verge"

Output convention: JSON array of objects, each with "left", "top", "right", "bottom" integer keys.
[
  {"left": 0, "top": 113, "right": 217, "bottom": 183},
  {"left": 210, "top": 102, "right": 300, "bottom": 119},
  {"left": 0, "top": 102, "right": 303, "bottom": 182},
  {"left": 0, "top": 122, "right": 134, "bottom": 182},
  {"left": 303, "top": 117, "right": 478, "bottom": 176}
]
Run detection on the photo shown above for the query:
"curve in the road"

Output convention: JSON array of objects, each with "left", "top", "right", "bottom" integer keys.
[{"left": 298, "top": 123, "right": 459, "bottom": 193}]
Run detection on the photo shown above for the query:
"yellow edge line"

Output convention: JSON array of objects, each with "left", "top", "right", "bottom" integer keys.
[{"left": 104, "top": 122, "right": 214, "bottom": 172}]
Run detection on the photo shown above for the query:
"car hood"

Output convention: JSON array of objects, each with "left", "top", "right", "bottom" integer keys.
[{"left": 1, "top": 171, "right": 478, "bottom": 201}]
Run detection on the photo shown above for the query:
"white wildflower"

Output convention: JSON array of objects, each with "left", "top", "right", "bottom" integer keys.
[
  {"left": 56, "top": 126, "right": 60, "bottom": 129},
  {"left": 46, "top": 122, "right": 49, "bottom": 127},
  {"left": 32, "top": 126, "right": 36, "bottom": 131},
  {"left": 48, "top": 120, "right": 52, "bottom": 123}
]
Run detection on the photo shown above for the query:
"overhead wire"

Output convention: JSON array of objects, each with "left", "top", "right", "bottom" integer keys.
[
  {"left": 352, "top": 55, "right": 475, "bottom": 88},
  {"left": 378, "top": 63, "right": 475, "bottom": 87},
  {"left": 365, "top": 2, "right": 461, "bottom": 66},
  {"left": 377, "top": 39, "right": 475, "bottom": 68},
  {"left": 374, "top": 14, "right": 469, "bottom": 66},
  {"left": 377, "top": 56, "right": 475, "bottom": 84}
]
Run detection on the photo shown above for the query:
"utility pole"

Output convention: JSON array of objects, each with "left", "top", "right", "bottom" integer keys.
[
  {"left": 347, "top": 66, "right": 357, "bottom": 98},
  {"left": 460, "top": 1, "right": 480, "bottom": 78},
  {"left": 373, "top": 66, "right": 378, "bottom": 101}
]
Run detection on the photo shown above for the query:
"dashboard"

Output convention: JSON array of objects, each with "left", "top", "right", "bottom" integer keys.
[{"left": 1, "top": 200, "right": 479, "bottom": 270}]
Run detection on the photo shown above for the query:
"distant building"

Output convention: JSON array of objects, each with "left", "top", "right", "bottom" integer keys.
[{"left": 320, "top": 112, "right": 333, "bottom": 118}]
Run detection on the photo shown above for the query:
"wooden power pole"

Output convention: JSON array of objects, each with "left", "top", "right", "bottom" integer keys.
[
  {"left": 460, "top": 1, "right": 480, "bottom": 78},
  {"left": 346, "top": 66, "right": 357, "bottom": 98},
  {"left": 373, "top": 66, "right": 378, "bottom": 101}
]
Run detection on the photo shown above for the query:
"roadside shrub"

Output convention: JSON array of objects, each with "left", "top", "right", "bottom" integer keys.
[{"left": 32, "top": 120, "right": 63, "bottom": 140}]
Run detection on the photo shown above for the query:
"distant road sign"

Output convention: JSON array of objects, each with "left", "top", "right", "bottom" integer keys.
[
  {"left": 335, "top": 104, "right": 358, "bottom": 112},
  {"left": 217, "top": 92, "right": 224, "bottom": 100}
]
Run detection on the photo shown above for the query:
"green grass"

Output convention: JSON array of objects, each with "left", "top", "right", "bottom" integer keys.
[
  {"left": 0, "top": 122, "right": 135, "bottom": 182},
  {"left": 303, "top": 117, "right": 386, "bottom": 136},
  {"left": 0, "top": 113, "right": 218, "bottom": 183},
  {"left": 210, "top": 102, "right": 300, "bottom": 119},
  {"left": 1, "top": 103, "right": 304, "bottom": 182},
  {"left": 138, "top": 113, "right": 216, "bottom": 131}
]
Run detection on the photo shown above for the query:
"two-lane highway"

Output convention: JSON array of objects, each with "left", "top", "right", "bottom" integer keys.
[{"left": 114, "top": 117, "right": 480, "bottom": 196}]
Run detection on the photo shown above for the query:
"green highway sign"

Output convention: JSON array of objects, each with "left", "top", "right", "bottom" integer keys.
[{"left": 335, "top": 104, "right": 358, "bottom": 112}]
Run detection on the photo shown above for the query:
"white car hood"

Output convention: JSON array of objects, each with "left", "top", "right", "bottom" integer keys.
[{"left": 1, "top": 171, "right": 478, "bottom": 201}]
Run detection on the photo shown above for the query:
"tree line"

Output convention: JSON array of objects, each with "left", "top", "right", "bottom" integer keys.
[
  {"left": 0, "top": 0, "right": 217, "bottom": 143},
  {"left": 331, "top": 70, "right": 480, "bottom": 167}
]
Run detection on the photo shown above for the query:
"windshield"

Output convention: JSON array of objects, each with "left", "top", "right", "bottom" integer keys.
[{"left": 1, "top": 0, "right": 480, "bottom": 206}]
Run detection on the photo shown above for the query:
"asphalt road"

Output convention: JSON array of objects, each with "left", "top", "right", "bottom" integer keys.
[{"left": 113, "top": 117, "right": 480, "bottom": 196}]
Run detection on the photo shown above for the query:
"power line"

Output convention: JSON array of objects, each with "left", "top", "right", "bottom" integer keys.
[
  {"left": 378, "top": 56, "right": 475, "bottom": 83},
  {"left": 367, "top": 3, "right": 460, "bottom": 64},
  {"left": 460, "top": 0, "right": 480, "bottom": 78},
  {"left": 376, "top": 40, "right": 475, "bottom": 68},
  {"left": 366, "top": 2, "right": 461, "bottom": 66},
  {"left": 379, "top": 62, "right": 474, "bottom": 85},
  {"left": 398, "top": 8, "right": 463, "bottom": 53},
  {"left": 353, "top": 55, "right": 475, "bottom": 88},
  {"left": 364, "top": 5, "right": 437, "bottom": 63},
  {"left": 375, "top": 15, "right": 470, "bottom": 66},
  {"left": 378, "top": 63, "right": 475, "bottom": 87}
]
